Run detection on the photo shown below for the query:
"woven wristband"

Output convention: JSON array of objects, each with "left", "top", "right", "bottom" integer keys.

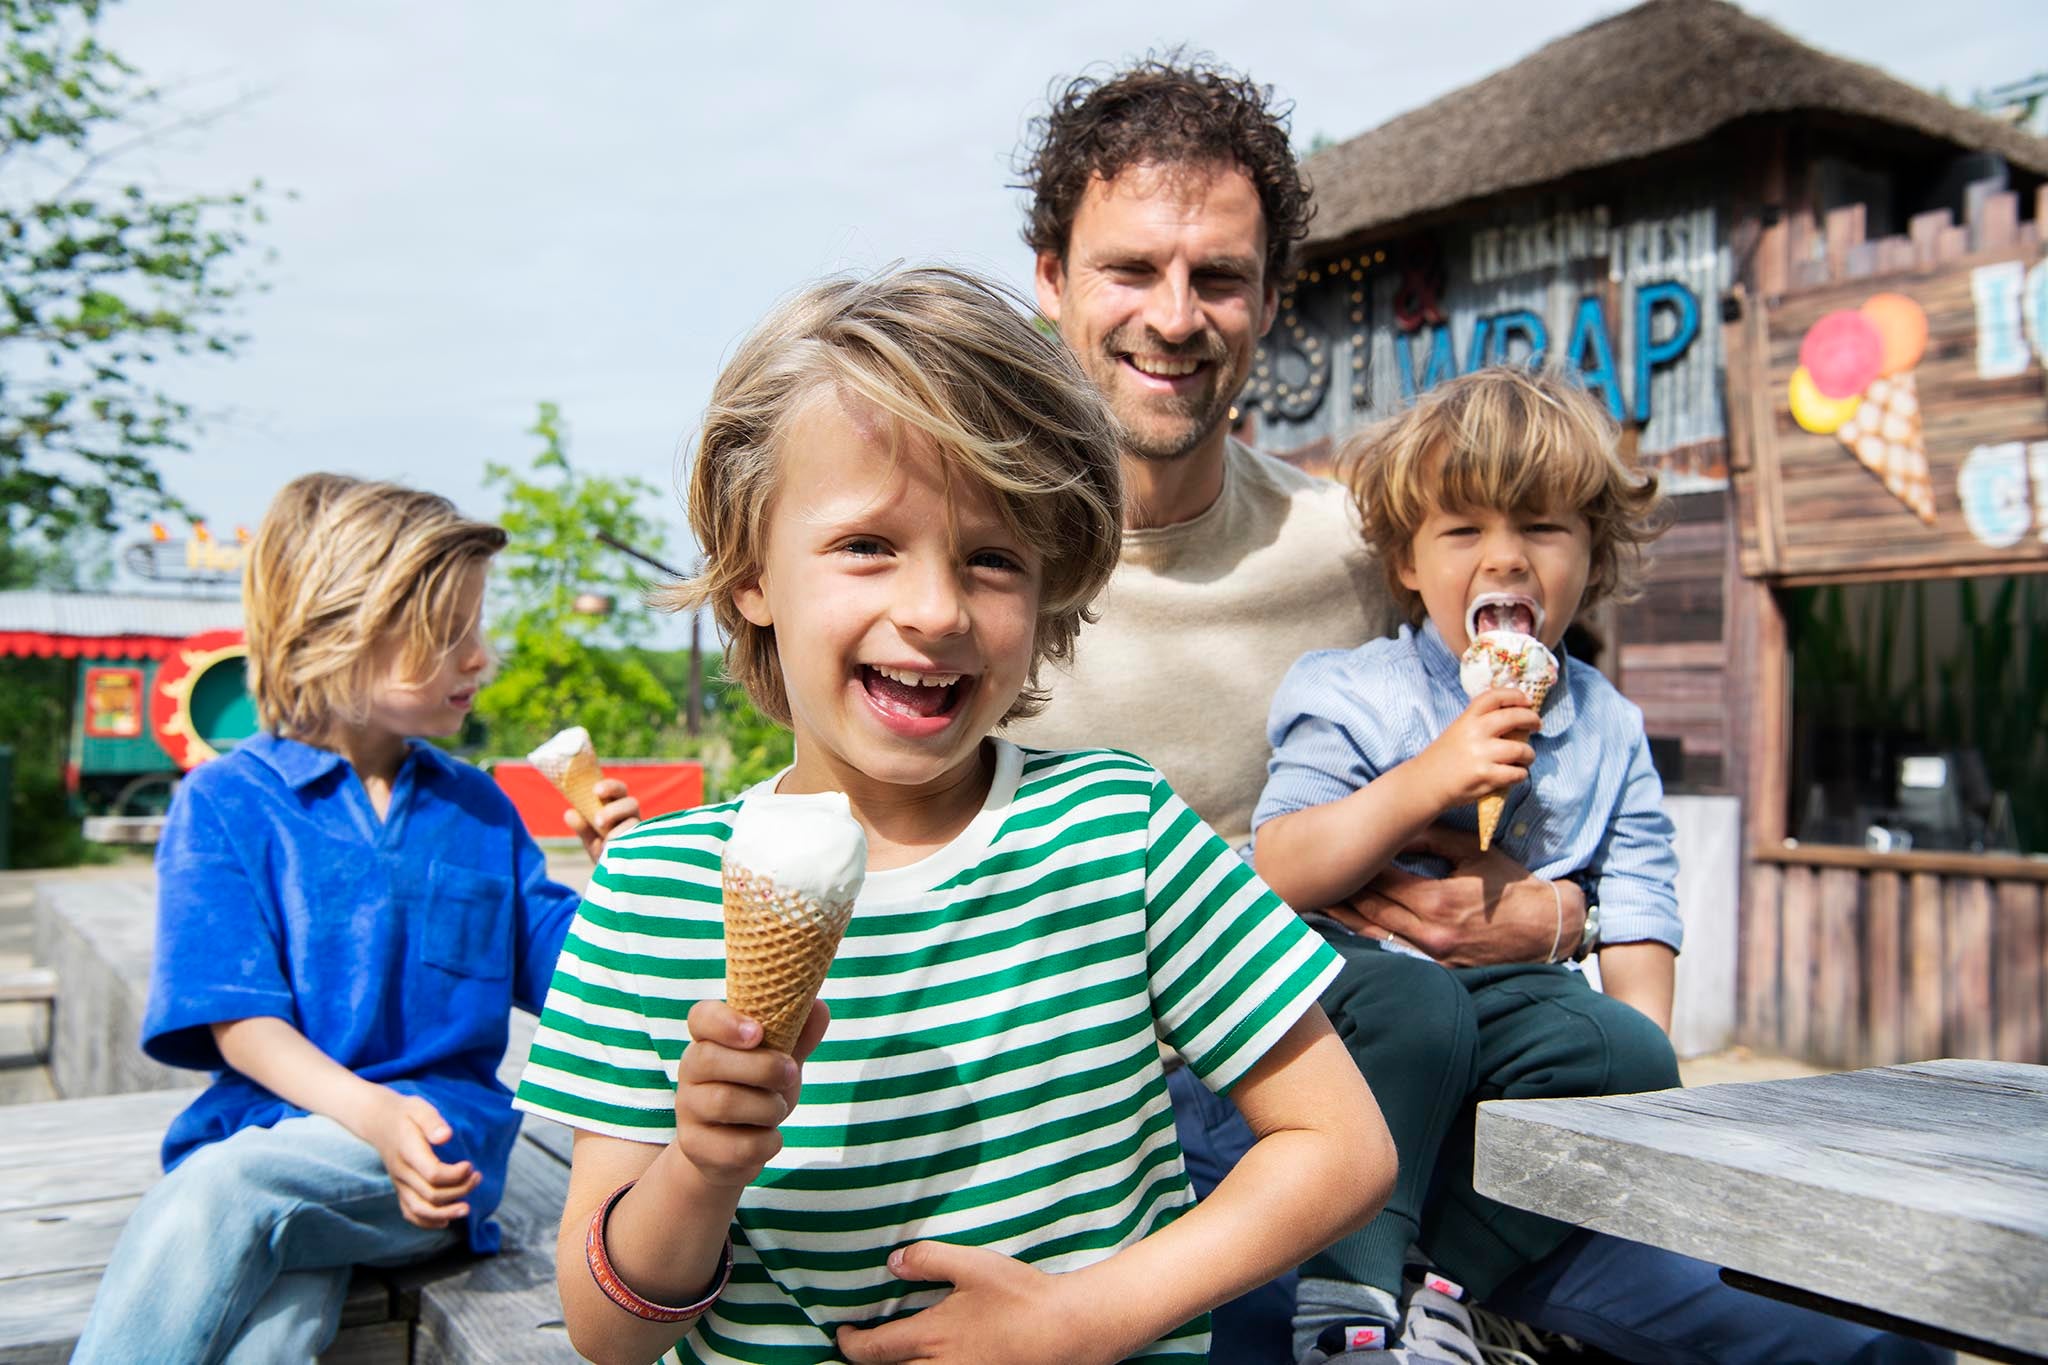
[{"left": 586, "top": 1181, "right": 732, "bottom": 1324}]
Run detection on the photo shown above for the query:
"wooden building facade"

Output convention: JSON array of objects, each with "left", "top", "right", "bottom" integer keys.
[{"left": 1244, "top": 0, "right": 2048, "bottom": 1064}]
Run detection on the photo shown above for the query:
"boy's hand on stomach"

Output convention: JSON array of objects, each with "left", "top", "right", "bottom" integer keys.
[
  {"left": 837, "top": 1241, "right": 1120, "bottom": 1365},
  {"left": 1413, "top": 688, "right": 1540, "bottom": 807},
  {"left": 674, "top": 998, "right": 829, "bottom": 1189},
  {"left": 360, "top": 1089, "right": 480, "bottom": 1229}
]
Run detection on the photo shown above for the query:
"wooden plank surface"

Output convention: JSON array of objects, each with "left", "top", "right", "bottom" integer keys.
[
  {"left": 1865, "top": 871, "right": 1903, "bottom": 1066},
  {"left": 1737, "top": 247, "right": 2048, "bottom": 582},
  {"left": 1996, "top": 882, "right": 2044, "bottom": 1063},
  {"left": 1780, "top": 865, "right": 1816, "bottom": 1057},
  {"left": 1475, "top": 1060, "right": 2048, "bottom": 1354},
  {"left": 1907, "top": 874, "right": 1945, "bottom": 1061},
  {"left": 0, "top": 1089, "right": 398, "bottom": 1364},
  {"left": 1948, "top": 879, "right": 1995, "bottom": 1059},
  {"left": 1814, "top": 869, "right": 1859, "bottom": 1066},
  {"left": 1739, "top": 862, "right": 1781, "bottom": 1048},
  {"left": 413, "top": 1133, "right": 579, "bottom": 1363}
]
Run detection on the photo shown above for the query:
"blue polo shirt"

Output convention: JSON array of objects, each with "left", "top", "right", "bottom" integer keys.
[{"left": 143, "top": 731, "right": 583, "bottom": 1252}]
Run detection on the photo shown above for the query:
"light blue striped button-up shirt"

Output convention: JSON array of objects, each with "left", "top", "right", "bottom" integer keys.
[{"left": 1252, "top": 620, "right": 1682, "bottom": 951}]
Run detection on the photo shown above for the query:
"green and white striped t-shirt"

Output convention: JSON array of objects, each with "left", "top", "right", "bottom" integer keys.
[{"left": 514, "top": 741, "right": 1339, "bottom": 1364}]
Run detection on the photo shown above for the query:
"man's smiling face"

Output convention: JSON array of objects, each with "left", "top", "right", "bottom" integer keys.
[{"left": 1035, "top": 160, "right": 1277, "bottom": 463}]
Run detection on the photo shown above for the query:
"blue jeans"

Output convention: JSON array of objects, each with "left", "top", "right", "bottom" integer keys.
[
  {"left": 73, "top": 1114, "right": 458, "bottom": 1364},
  {"left": 1167, "top": 1067, "right": 1948, "bottom": 1365}
]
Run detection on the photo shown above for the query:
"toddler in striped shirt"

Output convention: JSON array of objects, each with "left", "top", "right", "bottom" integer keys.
[{"left": 516, "top": 265, "right": 1395, "bottom": 1365}]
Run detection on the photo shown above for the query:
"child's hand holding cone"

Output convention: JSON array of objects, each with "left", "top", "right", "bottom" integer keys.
[
  {"left": 528, "top": 726, "right": 641, "bottom": 858},
  {"left": 1414, "top": 688, "right": 1544, "bottom": 840}
]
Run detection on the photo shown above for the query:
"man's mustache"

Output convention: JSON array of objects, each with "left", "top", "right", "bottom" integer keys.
[{"left": 1102, "top": 326, "right": 1227, "bottom": 367}]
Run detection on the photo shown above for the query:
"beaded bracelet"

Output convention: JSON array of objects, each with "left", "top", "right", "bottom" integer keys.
[{"left": 585, "top": 1180, "right": 732, "bottom": 1324}]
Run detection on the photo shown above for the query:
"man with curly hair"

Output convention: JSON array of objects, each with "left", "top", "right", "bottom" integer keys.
[{"left": 1008, "top": 54, "right": 1946, "bottom": 1365}]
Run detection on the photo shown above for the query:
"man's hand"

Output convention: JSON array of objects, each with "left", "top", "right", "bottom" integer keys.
[
  {"left": 1330, "top": 825, "right": 1585, "bottom": 967},
  {"left": 563, "top": 777, "right": 640, "bottom": 861},
  {"left": 837, "top": 1242, "right": 1118, "bottom": 1365},
  {"left": 358, "top": 1088, "right": 481, "bottom": 1228}
]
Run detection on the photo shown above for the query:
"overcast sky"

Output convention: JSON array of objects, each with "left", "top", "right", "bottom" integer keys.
[{"left": 76, "top": 0, "right": 2048, "bottom": 627}]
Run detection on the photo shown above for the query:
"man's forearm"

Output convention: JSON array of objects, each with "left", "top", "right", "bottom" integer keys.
[{"left": 1347, "top": 831, "right": 1587, "bottom": 966}]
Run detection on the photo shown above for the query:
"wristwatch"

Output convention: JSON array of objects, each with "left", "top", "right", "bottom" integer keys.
[{"left": 1569, "top": 873, "right": 1601, "bottom": 962}]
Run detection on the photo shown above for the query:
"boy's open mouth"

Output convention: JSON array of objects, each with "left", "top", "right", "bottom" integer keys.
[
  {"left": 859, "top": 664, "right": 968, "bottom": 724},
  {"left": 1466, "top": 593, "right": 1544, "bottom": 639}
]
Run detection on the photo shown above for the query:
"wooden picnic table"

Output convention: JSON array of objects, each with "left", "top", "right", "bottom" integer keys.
[{"left": 1473, "top": 1058, "right": 2048, "bottom": 1363}]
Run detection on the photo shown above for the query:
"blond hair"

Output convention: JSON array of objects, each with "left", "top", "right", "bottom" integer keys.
[
  {"left": 1343, "top": 366, "right": 1664, "bottom": 623},
  {"left": 660, "top": 265, "right": 1124, "bottom": 726},
  {"left": 244, "top": 474, "right": 506, "bottom": 739}
]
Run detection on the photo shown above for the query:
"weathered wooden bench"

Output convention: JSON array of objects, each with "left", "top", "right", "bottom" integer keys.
[
  {"left": 0, "top": 1085, "right": 578, "bottom": 1363},
  {"left": 6, "top": 877, "right": 583, "bottom": 1362}
]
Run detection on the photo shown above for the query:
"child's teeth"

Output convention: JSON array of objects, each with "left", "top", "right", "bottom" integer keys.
[{"left": 873, "top": 665, "right": 960, "bottom": 688}]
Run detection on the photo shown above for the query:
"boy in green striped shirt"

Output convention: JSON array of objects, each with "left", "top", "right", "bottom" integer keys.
[{"left": 515, "top": 265, "right": 1395, "bottom": 1364}]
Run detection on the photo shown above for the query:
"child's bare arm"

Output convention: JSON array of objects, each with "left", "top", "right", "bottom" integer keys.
[
  {"left": 211, "top": 1017, "right": 479, "bottom": 1227},
  {"left": 1256, "top": 688, "right": 1540, "bottom": 911},
  {"left": 1597, "top": 941, "right": 1676, "bottom": 1035},
  {"left": 554, "top": 998, "right": 827, "bottom": 1365},
  {"left": 835, "top": 1007, "right": 1393, "bottom": 1365}
]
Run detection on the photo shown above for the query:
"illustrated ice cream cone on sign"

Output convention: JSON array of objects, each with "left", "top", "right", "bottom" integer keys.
[
  {"left": 1458, "top": 595, "right": 1560, "bottom": 852},
  {"left": 529, "top": 726, "right": 607, "bottom": 828},
  {"left": 722, "top": 792, "right": 867, "bottom": 1054},
  {"left": 1787, "top": 293, "right": 1935, "bottom": 524}
]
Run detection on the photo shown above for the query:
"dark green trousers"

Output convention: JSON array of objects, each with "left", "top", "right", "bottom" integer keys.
[{"left": 1307, "top": 932, "right": 1679, "bottom": 1299}]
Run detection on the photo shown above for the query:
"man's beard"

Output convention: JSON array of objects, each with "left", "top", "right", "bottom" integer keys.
[{"left": 1097, "top": 327, "right": 1236, "bottom": 463}]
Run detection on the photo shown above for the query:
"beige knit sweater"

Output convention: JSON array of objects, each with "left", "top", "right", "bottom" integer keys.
[{"left": 1008, "top": 440, "right": 1398, "bottom": 848}]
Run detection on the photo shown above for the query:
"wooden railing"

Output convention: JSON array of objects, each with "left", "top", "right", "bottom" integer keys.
[{"left": 1742, "top": 846, "right": 2045, "bottom": 1068}]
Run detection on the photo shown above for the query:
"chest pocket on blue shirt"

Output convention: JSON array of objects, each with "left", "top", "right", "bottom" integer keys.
[{"left": 423, "top": 861, "right": 513, "bottom": 981}]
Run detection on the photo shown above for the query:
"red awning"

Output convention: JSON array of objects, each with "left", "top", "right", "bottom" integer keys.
[{"left": 0, "top": 631, "right": 194, "bottom": 661}]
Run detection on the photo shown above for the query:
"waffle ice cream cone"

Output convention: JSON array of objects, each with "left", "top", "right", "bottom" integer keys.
[
  {"left": 722, "top": 792, "right": 867, "bottom": 1055},
  {"left": 1459, "top": 629, "right": 1559, "bottom": 853},
  {"left": 1835, "top": 371, "right": 1935, "bottom": 525},
  {"left": 1475, "top": 730, "right": 1537, "bottom": 852},
  {"left": 529, "top": 726, "right": 606, "bottom": 827}
]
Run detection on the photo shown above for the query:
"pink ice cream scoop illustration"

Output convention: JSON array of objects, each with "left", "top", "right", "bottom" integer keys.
[
  {"left": 1458, "top": 595, "right": 1559, "bottom": 852},
  {"left": 1787, "top": 293, "right": 1935, "bottom": 524}
]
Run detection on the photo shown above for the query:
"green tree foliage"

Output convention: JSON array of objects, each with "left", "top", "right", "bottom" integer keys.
[
  {"left": 474, "top": 403, "right": 682, "bottom": 758},
  {"left": 2, "top": 0, "right": 272, "bottom": 544},
  {"left": 696, "top": 670, "right": 794, "bottom": 800},
  {"left": 0, "top": 524, "right": 116, "bottom": 867},
  {"left": 633, "top": 647, "right": 792, "bottom": 801}
]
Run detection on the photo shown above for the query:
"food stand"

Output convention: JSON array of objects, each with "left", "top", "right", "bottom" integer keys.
[
  {"left": 1723, "top": 205, "right": 2047, "bottom": 1067},
  {"left": 1243, "top": 0, "right": 2048, "bottom": 1064}
]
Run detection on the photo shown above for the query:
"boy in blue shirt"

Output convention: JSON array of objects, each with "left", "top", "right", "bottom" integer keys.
[
  {"left": 1251, "top": 366, "right": 1683, "bottom": 1362},
  {"left": 73, "top": 473, "right": 640, "bottom": 1364}
]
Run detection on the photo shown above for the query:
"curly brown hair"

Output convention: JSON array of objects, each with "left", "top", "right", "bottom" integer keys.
[
  {"left": 1017, "top": 52, "right": 1314, "bottom": 285},
  {"left": 1344, "top": 366, "right": 1667, "bottom": 624}
]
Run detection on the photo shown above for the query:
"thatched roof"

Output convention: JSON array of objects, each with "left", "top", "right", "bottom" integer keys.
[{"left": 1302, "top": 0, "right": 2048, "bottom": 252}]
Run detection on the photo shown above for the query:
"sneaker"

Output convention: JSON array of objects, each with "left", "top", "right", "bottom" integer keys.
[
  {"left": 1468, "top": 1304, "right": 1582, "bottom": 1362},
  {"left": 1399, "top": 1267, "right": 1539, "bottom": 1365},
  {"left": 1298, "top": 1318, "right": 1467, "bottom": 1364}
]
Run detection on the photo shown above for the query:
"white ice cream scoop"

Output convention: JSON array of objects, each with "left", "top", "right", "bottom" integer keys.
[
  {"left": 1459, "top": 631, "right": 1560, "bottom": 703},
  {"left": 725, "top": 791, "right": 868, "bottom": 906}
]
